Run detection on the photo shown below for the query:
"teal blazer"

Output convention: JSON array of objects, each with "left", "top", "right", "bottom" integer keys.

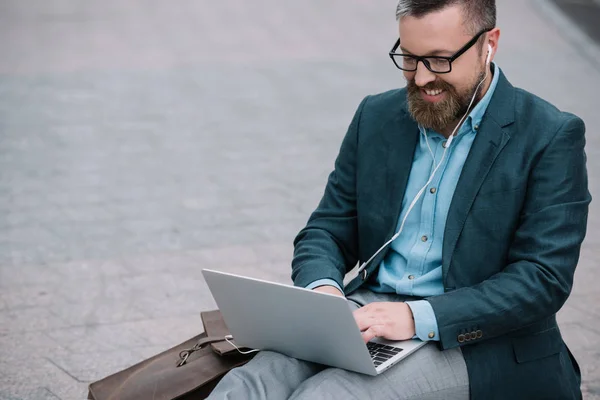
[{"left": 292, "top": 70, "right": 591, "bottom": 399}]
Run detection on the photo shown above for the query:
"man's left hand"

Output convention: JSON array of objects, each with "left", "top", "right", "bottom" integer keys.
[{"left": 353, "top": 302, "right": 416, "bottom": 343}]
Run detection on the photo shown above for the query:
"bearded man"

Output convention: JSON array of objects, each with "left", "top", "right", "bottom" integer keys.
[{"left": 208, "top": 0, "right": 591, "bottom": 399}]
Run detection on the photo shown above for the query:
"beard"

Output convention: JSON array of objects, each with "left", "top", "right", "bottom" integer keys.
[{"left": 406, "top": 69, "right": 486, "bottom": 133}]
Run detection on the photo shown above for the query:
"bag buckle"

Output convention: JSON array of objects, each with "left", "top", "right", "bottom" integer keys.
[
  {"left": 177, "top": 351, "right": 191, "bottom": 367},
  {"left": 176, "top": 336, "right": 229, "bottom": 367},
  {"left": 177, "top": 342, "right": 203, "bottom": 367}
]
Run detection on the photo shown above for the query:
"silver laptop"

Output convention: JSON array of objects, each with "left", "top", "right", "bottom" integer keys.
[{"left": 202, "top": 269, "right": 427, "bottom": 376}]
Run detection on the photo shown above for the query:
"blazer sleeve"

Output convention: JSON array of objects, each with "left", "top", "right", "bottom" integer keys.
[
  {"left": 428, "top": 115, "right": 592, "bottom": 350},
  {"left": 291, "top": 96, "right": 369, "bottom": 290}
]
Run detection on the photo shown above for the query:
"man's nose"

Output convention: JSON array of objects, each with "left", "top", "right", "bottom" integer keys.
[{"left": 414, "top": 61, "right": 437, "bottom": 88}]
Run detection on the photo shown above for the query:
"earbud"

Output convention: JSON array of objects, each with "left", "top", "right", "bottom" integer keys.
[{"left": 486, "top": 44, "right": 492, "bottom": 64}]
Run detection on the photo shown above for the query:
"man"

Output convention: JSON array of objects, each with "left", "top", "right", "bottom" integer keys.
[{"left": 208, "top": 0, "right": 591, "bottom": 399}]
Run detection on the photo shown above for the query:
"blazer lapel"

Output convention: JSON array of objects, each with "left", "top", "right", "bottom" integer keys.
[{"left": 442, "top": 70, "right": 516, "bottom": 282}]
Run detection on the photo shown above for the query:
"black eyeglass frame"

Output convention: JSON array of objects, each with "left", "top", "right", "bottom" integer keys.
[{"left": 389, "top": 28, "right": 493, "bottom": 74}]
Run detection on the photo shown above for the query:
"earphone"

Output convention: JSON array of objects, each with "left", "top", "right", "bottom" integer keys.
[
  {"left": 349, "top": 43, "right": 493, "bottom": 285},
  {"left": 224, "top": 335, "right": 260, "bottom": 355}
]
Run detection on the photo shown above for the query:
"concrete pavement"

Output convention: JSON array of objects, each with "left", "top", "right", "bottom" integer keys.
[{"left": 0, "top": 0, "right": 599, "bottom": 398}]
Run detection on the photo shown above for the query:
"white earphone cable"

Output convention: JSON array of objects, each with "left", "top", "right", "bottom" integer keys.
[
  {"left": 352, "top": 56, "right": 491, "bottom": 281},
  {"left": 224, "top": 335, "right": 261, "bottom": 355}
]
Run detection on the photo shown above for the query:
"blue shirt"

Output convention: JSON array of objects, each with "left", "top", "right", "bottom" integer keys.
[{"left": 307, "top": 64, "right": 501, "bottom": 341}]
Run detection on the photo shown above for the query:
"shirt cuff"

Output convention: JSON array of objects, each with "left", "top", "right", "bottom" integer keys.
[
  {"left": 305, "top": 279, "right": 343, "bottom": 293},
  {"left": 406, "top": 300, "right": 440, "bottom": 342}
]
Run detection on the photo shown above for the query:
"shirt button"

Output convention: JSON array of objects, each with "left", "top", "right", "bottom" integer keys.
[
  {"left": 428, "top": 332, "right": 435, "bottom": 339},
  {"left": 474, "top": 124, "right": 479, "bottom": 130},
  {"left": 421, "top": 235, "right": 428, "bottom": 242},
  {"left": 430, "top": 187, "right": 437, "bottom": 194},
  {"left": 408, "top": 275, "right": 415, "bottom": 280},
  {"left": 442, "top": 141, "right": 448, "bottom": 148}
]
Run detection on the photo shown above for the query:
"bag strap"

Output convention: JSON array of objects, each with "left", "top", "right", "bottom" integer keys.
[
  {"left": 176, "top": 336, "right": 228, "bottom": 367},
  {"left": 201, "top": 310, "right": 243, "bottom": 356}
]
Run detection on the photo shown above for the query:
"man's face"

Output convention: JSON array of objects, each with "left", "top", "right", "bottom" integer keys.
[{"left": 399, "top": 5, "right": 486, "bottom": 133}]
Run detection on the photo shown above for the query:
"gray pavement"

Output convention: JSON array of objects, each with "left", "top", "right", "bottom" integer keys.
[{"left": 0, "top": 0, "right": 599, "bottom": 399}]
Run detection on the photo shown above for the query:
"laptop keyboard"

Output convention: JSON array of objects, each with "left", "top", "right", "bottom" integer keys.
[{"left": 367, "top": 342, "right": 403, "bottom": 367}]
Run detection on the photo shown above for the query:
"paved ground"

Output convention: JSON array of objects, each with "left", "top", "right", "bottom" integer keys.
[{"left": 0, "top": 0, "right": 599, "bottom": 399}]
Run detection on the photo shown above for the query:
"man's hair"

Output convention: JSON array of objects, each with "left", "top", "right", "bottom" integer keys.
[{"left": 395, "top": 0, "right": 496, "bottom": 35}]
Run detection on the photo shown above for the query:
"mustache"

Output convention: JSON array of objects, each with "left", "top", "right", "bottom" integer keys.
[{"left": 407, "top": 79, "right": 453, "bottom": 92}]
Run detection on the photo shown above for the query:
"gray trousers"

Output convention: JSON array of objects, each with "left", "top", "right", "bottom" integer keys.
[{"left": 207, "top": 289, "right": 469, "bottom": 400}]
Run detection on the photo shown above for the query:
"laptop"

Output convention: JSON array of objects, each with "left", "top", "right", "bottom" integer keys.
[{"left": 201, "top": 269, "right": 427, "bottom": 376}]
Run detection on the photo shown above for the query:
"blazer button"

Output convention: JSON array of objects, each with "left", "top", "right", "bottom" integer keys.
[
  {"left": 476, "top": 330, "right": 483, "bottom": 339},
  {"left": 458, "top": 334, "right": 465, "bottom": 343},
  {"left": 470, "top": 332, "right": 477, "bottom": 340}
]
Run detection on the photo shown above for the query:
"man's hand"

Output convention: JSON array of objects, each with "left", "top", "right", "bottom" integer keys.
[
  {"left": 313, "top": 285, "right": 344, "bottom": 297},
  {"left": 353, "top": 302, "right": 416, "bottom": 343}
]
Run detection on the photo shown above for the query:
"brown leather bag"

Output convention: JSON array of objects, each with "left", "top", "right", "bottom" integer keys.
[{"left": 87, "top": 310, "right": 255, "bottom": 400}]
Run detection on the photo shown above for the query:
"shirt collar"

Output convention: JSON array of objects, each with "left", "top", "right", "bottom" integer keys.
[{"left": 466, "top": 62, "right": 500, "bottom": 133}]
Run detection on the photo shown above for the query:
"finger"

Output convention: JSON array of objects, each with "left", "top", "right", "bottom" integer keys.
[
  {"left": 361, "top": 326, "right": 382, "bottom": 343},
  {"left": 354, "top": 314, "right": 372, "bottom": 332},
  {"left": 354, "top": 311, "right": 379, "bottom": 332}
]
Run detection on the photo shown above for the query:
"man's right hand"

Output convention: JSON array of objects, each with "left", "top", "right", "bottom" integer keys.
[{"left": 313, "top": 285, "right": 344, "bottom": 297}]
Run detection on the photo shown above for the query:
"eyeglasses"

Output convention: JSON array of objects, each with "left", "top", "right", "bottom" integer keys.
[{"left": 389, "top": 28, "right": 492, "bottom": 74}]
